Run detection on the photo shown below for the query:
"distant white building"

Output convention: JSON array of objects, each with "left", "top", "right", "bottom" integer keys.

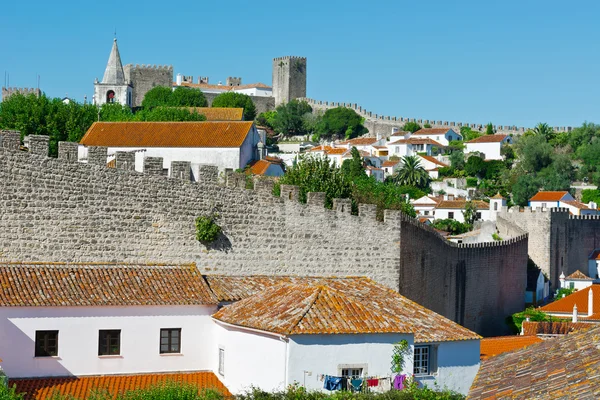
[
  {"left": 175, "top": 75, "right": 273, "bottom": 97},
  {"left": 410, "top": 128, "right": 462, "bottom": 146},
  {"left": 465, "top": 134, "right": 512, "bottom": 160},
  {"left": 590, "top": 250, "right": 600, "bottom": 280},
  {"left": 529, "top": 191, "right": 599, "bottom": 215},
  {"left": 559, "top": 270, "right": 595, "bottom": 291},
  {"left": 418, "top": 155, "right": 448, "bottom": 179},
  {"left": 433, "top": 198, "right": 491, "bottom": 223}
]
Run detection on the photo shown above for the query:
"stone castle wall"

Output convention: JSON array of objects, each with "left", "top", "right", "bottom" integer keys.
[
  {"left": 0, "top": 134, "right": 528, "bottom": 335},
  {"left": 273, "top": 57, "right": 307, "bottom": 106},
  {"left": 1, "top": 87, "right": 41, "bottom": 101},
  {"left": 124, "top": 64, "right": 174, "bottom": 108}
]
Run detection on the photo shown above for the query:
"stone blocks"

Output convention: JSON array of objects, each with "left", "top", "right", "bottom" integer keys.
[{"left": 58, "top": 142, "right": 79, "bottom": 163}]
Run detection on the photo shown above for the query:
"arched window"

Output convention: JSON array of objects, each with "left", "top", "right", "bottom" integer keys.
[
  {"left": 106, "top": 90, "right": 116, "bottom": 103},
  {"left": 494, "top": 202, "right": 498, "bottom": 211}
]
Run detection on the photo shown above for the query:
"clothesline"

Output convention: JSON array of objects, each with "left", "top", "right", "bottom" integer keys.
[{"left": 320, "top": 374, "right": 407, "bottom": 392}]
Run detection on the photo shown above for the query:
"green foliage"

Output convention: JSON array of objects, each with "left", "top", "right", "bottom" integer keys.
[
  {"left": 464, "top": 156, "right": 486, "bottom": 177},
  {"left": 459, "top": 126, "right": 482, "bottom": 142},
  {"left": 532, "top": 122, "right": 555, "bottom": 143},
  {"left": 402, "top": 121, "right": 421, "bottom": 133},
  {"left": 256, "top": 111, "right": 277, "bottom": 129},
  {"left": 195, "top": 215, "right": 222, "bottom": 243},
  {"left": 423, "top": 123, "right": 432, "bottom": 128},
  {"left": 484, "top": 160, "right": 506, "bottom": 180},
  {"left": 391, "top": 340, "right": 411, "bottom": 374},
  {"left": 568, "top": 122, "right": 600, "bottom": 153},
  {"left": 351, "top": 176, "right": 418, "bottom": 220},
  {"left": 271, "top": 100, "right": 313, "bottom": 135},
  {"left": 340, "top": 148, "right": 367, "bottom": 181},
  {"left": 492, "top": 233, "right": 502, "bottom": 241},
  {"left": 142, "top": 86, "right": 208, "bottom": 109},
  {"left": 141, "top": 86, "right": 175, "bottom": 109},
  {"left": 507, "top": 307, "right": 555, "bottom": 334},
  {"left": 316, "top": 107, "right": 367, "bottom": 140},
  {"left": 537, "top": 154, "right": 574, "bottom": 191},
  {"left": 514, "top": 134, "right": 553, "bottom": 173},
  {"left": 393, "top": 156, "right": 430, "bottom": 188},
  {"left": 512, "top": 174, "right": 540, "bottom": 207},
  {"left": 555, "top": 287, "right": 575, "bottom": 300},
  {"left": 430, "top": 219, "right": 471, "bottom": 235},
  {"left": 466, "top": 177, "right": 478, "bottom": 188},
  {"left": 135, "top": 107, "right": 206, "bottom": 122},
  {"left": 582, "top": 189, "right": 600, "bottom": 204},
  {"left": 211, "top": 92, "right": 256, "bottom": 121},
  {"left": 449, "top": 150, "right": 465, "bottom": 170},
  {"left": 0, "top": 384, "right": 25, "bottom": 400},
  {"left": 462, "top": 201, "right": 479, "bottom": 226},
  {"left": 485, "top": 123, "right": 494, "bottom": 135}
]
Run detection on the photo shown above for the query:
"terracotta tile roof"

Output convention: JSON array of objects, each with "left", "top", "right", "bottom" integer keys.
[
  {"left": 529, "top": 191, "right": 570, "bottom": 202},
  {"left": 436, "top": 199, "right": 489, "bottom": 210},
  {"left": 391, "top": 131, "right": 410, "bottom": 137},
  {"left": 176, "top": 81, "right": 271, "bottom": 91},
  {"left": 342, "top": 149, "right": 370, "bottom": 158},
  {"left": 491, "top": 193, "right": 505, "bottom": 199},
  {"left": 480, "top": 336, "right": 543, "bottom": 360},
  {"left": 469, "top": 325, "right": 600, "bottom": 399},
  {"left": 466, "top": 134, "right": 508, "bottom": 143},
  {"left": 411, "top": 128, "right": 451, "bottom": 135},
  {"left": 185, "top": 107, "right": 244, "bottom": 121},
  {"left": 325, "top": 148, "right": 348, "bottom": 155},
  {"left": 419, "top": 155, "right": 448, "bottom": 167},
  {"left": 211, "top": 277, "right": 480, "bottom": 343},
  {"left": 307, "top": 145, "right": 333, "bottom": 152},
  {"left": 382, "top": 160, "right": 400, "bottom": 167},
  {"left": 387, "top": 138, "right": 445, "bottom": 147},
  {"left": 561, "top": 200, "right": 591, "bottom": 210},
  {"left": 539, "top": 285, "right": 600, "bottom": 316},
  {"left": 522, "top": 321, "right": 595, "bottom": 336},
  {"left": 566, "top": 270, "right": 594, "bottom": 280},
  {"left": 339, "top": 137, "right": 379, "bottom": 146},
  {"left": 264, "top": 156, "right": 283, "bottom": 163},
  {"left": 80, "top": 121, "right": 254, "bottom": 148},
  {"left": 248, "top": 158, "right": 284, "bottom": 175},
  {"left": 0, "top": 262, "right": 217, "bottom": 306},
  {"left": 9, "top": 371, "right": 231, "bottom": 400}
]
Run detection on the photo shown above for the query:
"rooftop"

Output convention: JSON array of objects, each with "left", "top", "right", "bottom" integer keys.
[
  {"left": 540, "top": 284, "right": 600, "bottom": 319},
  {"left": 9, "top": 371, "right": 230, "bottom": 400},
  {"left": 529, "top": 191, "right": 570, "bottom": 202},
  {"left": 0, "top": 262, "right": 218, "bottom": 307},
  {"left": 249, "top": 158, "right": 284, "bottom": 175},
  {"left": 479, "top": 336, "right": 543, "bottom": 360},
  {"left": 466, "top": 134, "right": 508, "bottom": 144},
  {"left": 565, "top": 270, "right": 594, "bottom": 280},
  {"left": 80, "top": 121, "right": 254, "bottom": 148},
  {"left": 387, "top": 138, "right": 446, "bottom": 147},
  {"left": 411, "top": 128, "right": 453, "bottom": 135},
  {"left": 561, "top": 200, "right": 592, "bottom": 210},
  {"left": 469, "top": 325, "right": 600, "bottom": 399},
  {"left": 212, "top": 277, "right": 480, "bottom": 343},
  {"left": 436, "top": 199, "right": 489, "bottom": 210},
  {"left": 185, "top": 107, "right": 244, "bottom": 121},
  {"left": 339, "top": 137, "right": 380, "bottom": 146},
  {"left": 382, "top": 160, "right": 400, "bottom": 167},
  {"left": 522, "top": 320, "right": 595, "bottom": 336},
  {"left": 418, "top": 155, "right": 448, "bottom": 167}
]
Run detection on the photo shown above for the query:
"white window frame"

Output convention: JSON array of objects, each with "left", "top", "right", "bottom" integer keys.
[
  {"left": 218, "top": 347, "right": 225, "bottom": 376},
  {"left": 338, "top": 363, "right": 367, "bottom": 378},
  {"left": 414, "top": 345, "right": 430, "bottom": 376}
]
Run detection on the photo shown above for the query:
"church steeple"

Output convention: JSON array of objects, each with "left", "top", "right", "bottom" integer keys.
[{"left": 102, "top": 38, "right": 125, "bottom": 85}]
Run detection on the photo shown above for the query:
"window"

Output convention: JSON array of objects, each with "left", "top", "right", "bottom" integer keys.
[
  {"left": 424, "top": 211, "right": 429, "bottom": 216},
  {"left": 448, "top": 212, "right": 454, "bottom": 220},
  {"left": 494, "top": 203, "right": 498, "bottom": 211},
  {"left": 106, "top": 90, "right": 115, "bottom": 103},
  {"left": 160, "top": 328, "right": 181, "bottom": 354},
  {"left": 218, "top": 348, "right": 225, "bottom": 376},
  {"left": 569, "top": 282, "right": 575, "bottom": 289},
  {"left": 541, "top": 203, "right": 547, "bottom": 208},
  {"left": 476, "top": 212, "right": 482, "bottom": 220},
  {"left": 35, "top": 330, "right": 58, "bottom": 357},
  {"left": 341, "top": 368, "right": 363, "bottom": 379},
  {"left": 98, "top": 330, "right": 121, "bottom": 356},
  {"left": 414, "top": 346, "right": 430, "bottom": 375}
]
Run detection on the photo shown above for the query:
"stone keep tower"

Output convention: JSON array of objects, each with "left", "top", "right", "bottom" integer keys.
[
  {"left": 124, "top": 64, "right": 173, "bottom": 108},
  {"left": 93, "top": 39, "right": 132, "bottom": 107},
  {"left": 272, "top": 56, "right": 307, "bottom": 106}
]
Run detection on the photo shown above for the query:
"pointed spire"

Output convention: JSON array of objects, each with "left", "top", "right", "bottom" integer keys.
[{"left": 102, "top": 38, "right": 125, "bottom": 85}]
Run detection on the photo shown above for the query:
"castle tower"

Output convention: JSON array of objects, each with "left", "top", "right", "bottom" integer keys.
[
  {"left": 272, "top": 56, "right": 307, "bottom": 106},
  {"left": 93, "top": 39, "right": 132, "bottom": 108},
  {"left": 489, "top": 193, "right": 506, "bottom": 221}
]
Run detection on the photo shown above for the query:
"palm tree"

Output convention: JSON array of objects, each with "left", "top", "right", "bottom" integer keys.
[
  {"left": 394, "top": 155, "right": 430, "bottom": 188},
  {"left": 533, "top": 123, "right": 555, "bottom": 142}
]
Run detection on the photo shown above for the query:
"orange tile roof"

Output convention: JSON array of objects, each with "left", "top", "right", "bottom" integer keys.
[
  {"left": 387, "top": 138, "right": 446, "bottom": 147},
  {"left": 185, "top": 107, "right": 244, "bottom": 121},
  {"left": 566, "top": 270, "right": 594, "bottom": 280},
  {"left": 307, "top": 145, "right": 333, "bottom": 152},
  {"left": 382, "top": 160, "right": 400, "bottom": 167},
  {"left": 436, "top": 199, "right": 489, "bottom": 210},
  {"left": 212, "top": 277, "right": 480, "bottom": 343},
  {"left": 0, "top": 262, "right": 217, "bottom": 306},
  {"left": 540, "top": 284, "right": 600, "bottom": 315},
  {"left": 176, "top": 81, "right": 271, "bottom": 91},
  {"left": 561, "top": 200, "right": 591, "bottom": 210},
  {"left": 391, "top": 131, "right": 410, "bottom": 137},
  {"left": 249, "top": 159, "right": 271, "bottom": 175},
  {"left": 469, "top": 325, "right": 600, "bottom": 399},
  {"left": 326, "top": 148, "right": 348, "bottom": 155},
  {"left": 80, "top": 121, "right": 254, "bottom": 148},
  {"left": 529, "top": 191, "right": 570, "bottom": 202},
  {"left": 419, "top": 155, "right": 448, "bottom": 167},
  {"left": 466, "top": 134, "right": 508, "bottom": 143},
  {"left": 480, "top": 336, "right": 543, "bottom": 360},
  {"left": 9, "top": 371, "right": 231, "bottom": 400},
  {"left": 491, "top": 193, "right": 505, "bottom": 199},
  {"left": 339, "top": 137, "right": 379, "bottom": 146},
  {"left": 411, "top": 128, "right": 452, "bottom": 135},
  {"left": 522, "top": 320, "right": 595, "bottom": 336}
]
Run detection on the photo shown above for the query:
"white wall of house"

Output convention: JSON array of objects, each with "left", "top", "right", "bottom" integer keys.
[
  {"left": 234, "top": 88, "right": 272, "bottom": 97},
  {"left": 464, "top": 142, "right": 504, "bottom": 160},
  {"left": 212, "top": 322, "right": 287, "bottom": 395},
  {"left": 0, "top": 305, "right": 216, "bottom": 379},
  {"left": 563, "top": 278, "right": 594, "bottom": 291},
  {"left": 558, "top": 201, "right": 599, "bottom": 216},
  {"left": 287, "top": 333, "right": 414, "bottom": 392},
  {"left": 412, "top": 130, "right": 461, "bottom": 146},
  {"left": 415, "top": 340, "right": 479, "bottom": 395},
  {"left": 434, "top": 208, "right": 491, "bottom": 223}
]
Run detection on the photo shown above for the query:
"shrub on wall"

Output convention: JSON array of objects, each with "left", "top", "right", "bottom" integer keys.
[{"left": 195, "top": 215, "right": 222, "bottom": 243}]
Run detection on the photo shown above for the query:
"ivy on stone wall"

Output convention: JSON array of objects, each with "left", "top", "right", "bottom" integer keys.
[{"left": 195, "top": 215, "right": 222, "bottom": 243}]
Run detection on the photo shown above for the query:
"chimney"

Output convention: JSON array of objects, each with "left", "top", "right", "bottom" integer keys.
[
  {"left": 443, "top": 194, "right": 449, "bottom": 201},
  {"left": 176, "top": 73, "right": 182, "bottom": 86},
  {"left": 588, "top": 287, "right": 594, "bottom": 317},
  {"left": 573, "top": 304, "right": 578, "bottom": 322},
  {"left": 448, "top": 194, "right": 454, "bottom": 201},
  {"left": 559, "top": 272, "right": 565, "bottom": 289}
]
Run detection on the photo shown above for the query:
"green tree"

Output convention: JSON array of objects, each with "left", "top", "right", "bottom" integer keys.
[
  {"left": 316, "top": 107, "right": 367, "bottom": 140},
  {"left": 485, "top": 122, "right": 494, "bottom": 135},
  {"left": 211, "top": 92, "right": 256, "bottom": 121},
  {"left": 533, "top": 122, "right": 555, "bottom": 143},
  {"left": 568, "top": 122, "right": 600, "bottom": 153},
  {"left": 514, "top": 134, "right": 553, "bottom": 173},
  {"left": 463, "top": 201, "right": 478, "bottom": 226},
  {"left": 507, "top": 307, "right": 555, "bottom": 334},
  {"left": 271, "top": 99, "right": 312, "bottom": 135},
  {"left": 538, "top": 154, "right": 574, "bottom": 191},
  {"left": 460, "top": 126, "right": 482, "bottom": 142},
  {"left": 351, "top": 176, "right": 417, "bottom": 219},
  {"left": 403, "top": 121, "right": 421, "bottom": 133},
  {"left": 431, "top": 219, "right": 471, "bottom": 235},
  {"left": 141, "top": 86, "right": 173, "bottom": 109},
  {"left": 582, "top": 189, "right": 600, "bottom": 204},
  {"left": 256, "top": 111, "right": 277, "bottom": 129},
  {"left": 169, "top": 86, "right": 207, "bottom": 107},
  {"left": 512, "top": 174, "right": 540, "bottom": 206},
  {"left": 449, "top": 150, "right": 465, "bottom": 170},
  {"left": 464, "top": 156, "right": 487, "bottom": 177},
  {"left": 99, "top": 103, "right": 134, "bottom": 121},
  {"left": 393, "top": 155, "right": 430, "bottom": 188},
  {"left": 578, "top": 138, "right": 600, "bottom": 172},
  {"left": 340, "top": 147, "right": 366, "bottom": 180}
]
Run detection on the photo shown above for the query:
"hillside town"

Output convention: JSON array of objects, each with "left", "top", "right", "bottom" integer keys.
[{"left": 1, "top": 11, "right": 600, "bottom": 400}]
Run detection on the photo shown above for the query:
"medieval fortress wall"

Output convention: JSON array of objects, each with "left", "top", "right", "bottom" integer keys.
[
  {"left": 0, "top": 131, "right": 526, "bottom": 335},
  {"left": 123, "top": 64, "right": 173, "bottom": 108}
]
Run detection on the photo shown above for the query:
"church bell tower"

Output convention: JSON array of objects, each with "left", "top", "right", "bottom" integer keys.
[{"left": 93, "top": 39, "right": 133, "bottom": 107}]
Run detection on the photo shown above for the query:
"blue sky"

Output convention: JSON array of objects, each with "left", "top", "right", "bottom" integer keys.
[{"left": 1, "top": 0, "right": 598, "bottom": 128}]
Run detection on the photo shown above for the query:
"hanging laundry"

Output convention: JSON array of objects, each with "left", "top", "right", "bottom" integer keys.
[
  {"left": 350, "top": 379, "right": 363, "bottom": 392},
  {"left": 367, "top": 378, "right": 379, "bottom": 387},
  {"left": 323, "top": 375, "right": 343, "bottom": 391},
  {"left": 393, "top": 374, "right": 407, "bottom": 390},
  {"left": 341, "top": 378, "right": 348, "bottom": 391}
]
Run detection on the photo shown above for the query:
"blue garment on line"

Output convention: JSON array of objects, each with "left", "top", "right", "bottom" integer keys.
[
  {"left": 350, "top": 379, "right": 363, "bottom": 392},
  {"left": 324, "top": 375, "right": 343, "bottom": 391}
]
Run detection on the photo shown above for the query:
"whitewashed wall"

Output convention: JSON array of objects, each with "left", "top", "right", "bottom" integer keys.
[
  {"left": 212, "top": 322, "right": 287, "bottom": 394},
  {"left": 464, "top": 142, "right": 503, "bottom": 160},
  {"left": 434, "top": 208, "right": 491, "bottom": 223},
  {"left": 235, "top": 88, "right": 273, "bottom": 97},
  {"left": 287, "top": 334, "right": 414, "bottom": 392},
  {"left": 0, "top": 305, "right": 216, "bottom": 378}
]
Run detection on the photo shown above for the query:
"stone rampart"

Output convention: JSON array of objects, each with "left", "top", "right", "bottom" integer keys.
[
  {"left": 0, "top": 142, "right": 529, "bottom": 335},
  {"left": 1, "top": 87, "right": 41, "bottom": 101},
  {"left": 299, "top": 97, "right": 573, "bottom": 136}
]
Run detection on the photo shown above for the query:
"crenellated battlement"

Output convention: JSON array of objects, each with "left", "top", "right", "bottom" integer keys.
[
  {"left": 126, "top": 64, "right": 173, "bottom": 71},
  {"left": 2, "top": 87, "right": 41, "bottom": 100},
  {"left": 273, "top": 56, "right": 307, "bottom": 62}
]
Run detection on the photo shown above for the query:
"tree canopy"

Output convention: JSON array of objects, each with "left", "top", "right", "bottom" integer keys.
[
  {"left": 211, "top": 92, "right": 256, "bottom": 121},
  {"left": 403, "top": 121, "right": 421, "bottom": 133},
  {"left": 271, "top": 100, "right": 313, "bottom": 136},
  {"left": 141, "top": 86, "right": 208, "bottom": 109},
  {"left": 315, "top": 107, "right": 367, "bottom": 140},
  {"left": 393, "top": 156, "right": 430, "bottom": 188}
]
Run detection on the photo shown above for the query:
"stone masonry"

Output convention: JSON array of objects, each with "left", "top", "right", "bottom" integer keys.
[
  {"left": 0, "top": 142, "right": 529, "bottom": 335},
  {"left": 124, "top": 64, "right": 173, "bottom": 108}
]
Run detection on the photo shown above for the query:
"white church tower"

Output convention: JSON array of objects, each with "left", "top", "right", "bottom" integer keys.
[{"left": 93, "top": 39, "right": 132, "bottom": 107}]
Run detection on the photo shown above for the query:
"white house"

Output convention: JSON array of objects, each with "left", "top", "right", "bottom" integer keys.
[
  {"left": 0, "top": 266, "right": 480, "bottom": 397},
  {"left": 589, "top": 250, "right": 600, "bottom": 280},
  {"left": 410, "top": 195, "right": 442, "bottom": 220},
  {"left": 559, "top": 270, "right": 595, "bottom": 291},
  {"left": 175, "top": 78, "right": 273, "bottom": 98},
  {"left": 410, "top": 128, "right": 462, "bottom": 147},
  {"left": 434, "top": 198, "right": 491, "bottom": 223},
  {"left": 529, "top": 191, "right": 575, "bottom": 210},
  {"left": 464, "top": 134, "right": 513, "bottom": 160},
  {"left": 417, "top": 155, "right": 448, "bottom": 180},
  {"left": 382, "top": 160, "right": 401, "bottom": 178},
  {"left": 78, "top": 121, "right": 262, "bottom": 175},
  {"left": 489, "top": 193, "right": 507, "bottom": 221},
  {"left": 365, "top": 166, "right": 384, "bottom": 182},
  {"left": 386, "top": 138, "right": 444, "bottom": 158},
  {"left": 526, "top": 267, "right": 550, "bottom": 306}
]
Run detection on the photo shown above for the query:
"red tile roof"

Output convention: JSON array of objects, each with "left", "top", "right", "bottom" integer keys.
[
  {"left": 382, "top": 160, "right": 400, "bottom": 167},
  {"left": 176, "top": 81, "right": 271, "bottom": 91},
  {"left": 248, "top": 158, "right": 284, "bottom": 175},
  {"left": 0, "top": 262, "right": 217, "bottom": 306},
  {"left": 491, "top": 193, "right": 505, "bottom": 199},
  {"left": 80, "top": 121, "right": 254, "bottom": 148},
  {"left": 418, "top": 155, "right": 448, "bottom": 167},
  {"left": 561, "top": 200, "right": 591, "bottom": 210},
  {"left": 9, "top": 371, "right": 231, "bottom": 400},
  {"left": 522, "top": 321, "right": 594, "bottom": 336},
  {"left": 411, "top": 128, "right": 452, "bottom": 135},
  {"left": 212, "top": 277, "right": 480, "bottom": 343},
  {"left": 566, "top": 270, "right": 594, "bottom": 280},
  {"left": 387, "top": 138, "right": 445, "bottom": 147},
  {"left": 185, "top": 107, "right": 244, "bottom": 121},
  {"left": 540, "top": 285, "right": 600, "bottom": 316},
  {"left": 436, "top": 199, "right": 489, "bottom": 210},
  {"left": 307, "top": 145, "right": 333, "bottom": 152},
  {"left": 480, "top": 336, "right": 543, "bottom": 360},
  {"left": 529, "top": 191, "right": 570, "bottom": 202},
  {"left": 466, "top": 134, "right": 508, "bottom": 143},
  {"left": 469, "top": 325, "right": 600, "bottom": 399},
  {"left": 339, "top": 137, "right": 379, "bottom": 146}
]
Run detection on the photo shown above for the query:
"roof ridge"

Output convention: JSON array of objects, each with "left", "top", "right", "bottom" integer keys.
[{"left": 285, "top": 284, "right": 325, "bottom": 335}]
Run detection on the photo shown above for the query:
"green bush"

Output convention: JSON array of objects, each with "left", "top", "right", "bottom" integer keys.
[
  {"left": 466, "top": 177, "right": 478, "bottom": 188},
  {"left": 430, "top": 219, "right": 471, "bottom": 235},
  {"left": 195, "top": 215, "right": 222, "bottom": 243},
  {"left": 0, "top": 384, "right": 25, "bottom": 400}
]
